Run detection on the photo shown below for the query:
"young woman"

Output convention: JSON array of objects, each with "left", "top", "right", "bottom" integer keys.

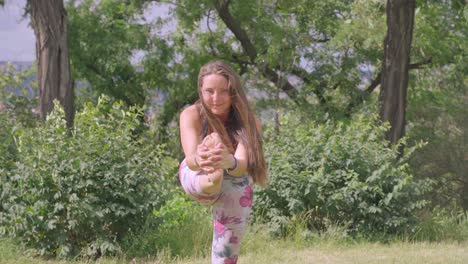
[{"left": 179, "top": 61, "right": 267, "bottom": 264}]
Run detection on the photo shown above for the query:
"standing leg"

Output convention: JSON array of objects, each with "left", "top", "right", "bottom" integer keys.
[
  {"left": 179, "top": 160, "right": 254, "bottom": 263},
  {"left": 211, "top": 174, "right": 253, "bottom": 264}
]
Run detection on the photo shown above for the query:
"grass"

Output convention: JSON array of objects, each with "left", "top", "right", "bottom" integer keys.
[
  {"left": 179, "top": 241, "right": 468, "bottom": 264},
  {"left": 1, "top": 202, "right": 466, "bottom": 264},
  {"left": 2, "top": 218, "right": 468, "bottom": 264},
  {"left": 1, "top": 236, "right": 467, "bottom": 264}
]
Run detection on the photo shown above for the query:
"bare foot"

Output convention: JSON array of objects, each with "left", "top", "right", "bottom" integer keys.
[{"left": 200, "top": 133, "right": 224, "bottom": 194}]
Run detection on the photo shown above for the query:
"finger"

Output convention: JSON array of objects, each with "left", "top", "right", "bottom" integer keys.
[
  {"left": 200, "top": 158, "right": 220, "bottom": 168},
  {"left": 199, "top": 159, "right": 213, "bottom": 167},
  {"left": 211, "top": 144, "right": 223, "bottom": 151},
  {"left": 209, "top": 156, "right": 222, "bottom": 162},
  {"left": 198, "top": 145, "right": 208, "bottom": 152},
  {"left": 209, "top": 149, "right": 223, "bottom": 155},
  {"left": 215, "top": 143, "right": 225, "bottom": 149},
  {"left": 198, "top": 154, "right": 209, "bottom": 160},
  {"left": 198, "top": 150, "right": 211, "bottom": 159},
  {"left": 211, "top": 161, "right": 222, "bottom": 169},
  {"left": 202, "top": 166, "right": 215, "bottom": 173}
]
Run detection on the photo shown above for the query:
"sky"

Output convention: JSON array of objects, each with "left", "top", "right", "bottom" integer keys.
[{"left": 0, "top": 0, "right": 35, "bottom": 61}]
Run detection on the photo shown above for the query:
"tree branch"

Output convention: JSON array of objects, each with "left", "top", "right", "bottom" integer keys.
[
  {"left": 213, "top": 0, "right": 303, "bottom": 103},
  {"left": 365, "top": 72, "right": 382, "bottom": 94},
  {"left": 409, "top": 57, "right": 432, "bottom": 70},
  {"left": 345, "top": 57, "right": 431, "bottom": 116},
  {"left": 213, "top": 0, "right": 257, "bottom": 61},
  {"left": 364, "top": 57, "right": 432, "bottom": 94},
  {"left": 290, "top": 67, "right": 311, "bottom": 83}
]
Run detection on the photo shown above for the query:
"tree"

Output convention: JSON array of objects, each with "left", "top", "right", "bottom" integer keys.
[
  {"left": 378, "top": 0, "right": 416, "bottom": 146},
  {"left": 407, "top": 0, "right": 467, "bottom": 210},
  {"left": 67, "top": 0, "right": 170, "bottom": 107},
  {"left": 167, "top": 0, "right": 362, "bottom": 120},
  {"left": 212, "top": 0, "right": 302, "bottom": 103},
  {"left": 29, "top": 0, "right": 74, "bottom": 127}
]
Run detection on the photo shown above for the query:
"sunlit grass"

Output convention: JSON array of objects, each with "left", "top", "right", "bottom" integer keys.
[
  {"left": 2, "top": 230, "right": 467, "bottom": 264},
  {"left": 1, "top": 207, "right": 466, "bottom": 264}
]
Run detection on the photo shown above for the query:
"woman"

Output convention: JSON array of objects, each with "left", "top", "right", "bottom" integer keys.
[{"left": 179, "top": 60, "right": 267, "bottom": 264}]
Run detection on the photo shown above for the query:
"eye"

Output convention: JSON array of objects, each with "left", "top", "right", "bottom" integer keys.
[{"left": 204, "top": 89, "right": 214, "bottom": 95}]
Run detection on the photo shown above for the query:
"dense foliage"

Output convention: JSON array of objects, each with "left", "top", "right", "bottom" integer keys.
[
  {"left": 0, "top": 112, "right": 16, "bottom": 173},
  {"left": 255, "top": 113, "right": 429, "bottom": 235},
  {"left": 68, "top": 0, "right": 173, "bottom": 107},
  {"left": 0, "top": 97, "right": 178, "bottom": 257},
  {"left": 0, "top": 0, "right": 465, "bottom": 260},
  {"left": 407, "top": 66, "right": 467, "bottom": 210}
]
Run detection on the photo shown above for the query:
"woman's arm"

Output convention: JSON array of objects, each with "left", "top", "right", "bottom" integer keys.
[
  {"left": 225, "top": 141, "right": 248, "bottom": 176},
  {"left": 179, "top": 105, "right": 203, "bottom": 171},
  {"left": 228, "top": 116, "right": 262, "bottom": 176},
  {"left": 214, "top": 116, "right": 262, "bottom": 176},
  {"left": 201, "top": 141, "right": 247, "bottom": 177}
]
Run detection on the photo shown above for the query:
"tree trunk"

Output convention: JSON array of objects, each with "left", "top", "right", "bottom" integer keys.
[
  {"left": 379, "top": 0, "right": 416, "bottom": 146},
  {"left": 29, "top": 0, "right": 74, "bottom": 127}
]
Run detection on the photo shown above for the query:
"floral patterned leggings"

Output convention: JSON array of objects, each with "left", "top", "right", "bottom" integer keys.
[{"left": 179, "top": 159, "right": 253, "bottom": 264}]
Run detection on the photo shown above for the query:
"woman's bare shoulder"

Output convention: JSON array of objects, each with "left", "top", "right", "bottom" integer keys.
[{"left": 180, "top": 104, "right": 201, "bottom": 123}]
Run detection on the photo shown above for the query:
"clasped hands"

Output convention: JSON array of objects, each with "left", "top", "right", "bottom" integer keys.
[{"left": 196, "top": 137, "right": 233, "bottom": 173}]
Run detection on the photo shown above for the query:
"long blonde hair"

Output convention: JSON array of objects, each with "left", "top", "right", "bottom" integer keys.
[{"left": 196, "top": 61, "right": 267, "bottom": 187}]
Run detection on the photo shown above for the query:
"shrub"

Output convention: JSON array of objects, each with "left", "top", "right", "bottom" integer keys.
[
  {"left": 254, "top": 114, "right": 429, "bottom": 235},
  {"left": 0, "top": 62, "right": 39, "bottom": 128},
  {"left": 407, "top": 87, "right": 467, "bottom": 209},
  {"left": 0, "top": 113, "right": 18, "bottom": 217},
  {"left": 0, "top": 112, "right": 17, "bottom": 172},
  {"left": 0, "top": 96, "right": 178, "bottom": 258}
]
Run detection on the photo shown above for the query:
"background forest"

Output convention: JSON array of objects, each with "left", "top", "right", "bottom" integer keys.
[{"left": 0, "top": 0, "right": 466, "bottom": 262}]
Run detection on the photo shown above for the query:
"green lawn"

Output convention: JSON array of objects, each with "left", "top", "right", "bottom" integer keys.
[
  {"left": 1, "top": 239, "right": 467, "bottom": 264},
  {"left": 238, "top": 241, "right": 468, "bottom": 264}
]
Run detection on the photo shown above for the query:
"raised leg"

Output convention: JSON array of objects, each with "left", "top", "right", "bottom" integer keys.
[{"left": 199, "top": 169, "right": 224, "bottom": 195}]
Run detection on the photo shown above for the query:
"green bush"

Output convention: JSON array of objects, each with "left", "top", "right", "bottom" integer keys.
[
  {"left": 0, "top": 96, "right": 178, "bottom": 258},
  {"left": 0, "top": 63, "right": 37, "bottom": 172},
  {"left": 407, "top": 87, "right": 467, "bottom": 209},
  {"left": 0, "top": 112, "right": 17, "bottom": 172},
  {"left": 0, "top": 113, "right": 18, "bottom": 217},
  {"left": 0, "top": 63, "right": 39, "bottom": 128},
  {"left": 255, "top": 114, "right": 429, "bottom": 235}
]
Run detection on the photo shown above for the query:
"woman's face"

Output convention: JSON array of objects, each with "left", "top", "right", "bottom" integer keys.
[{"left": 201, "top": 74, "right": 232, "bottom": 120}]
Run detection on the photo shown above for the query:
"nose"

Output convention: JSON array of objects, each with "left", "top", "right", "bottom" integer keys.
[{"left": 213, "top": 91, "right": 223, "bottom": 102}]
